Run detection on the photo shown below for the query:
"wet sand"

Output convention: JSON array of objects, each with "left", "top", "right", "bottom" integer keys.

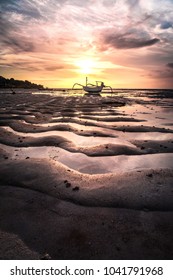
[{"left": 0, "top": 91, "right": 173, "bottom": 259}]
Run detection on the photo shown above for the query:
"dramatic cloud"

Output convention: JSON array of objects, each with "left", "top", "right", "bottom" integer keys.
[
  {"left": 126, "top": 0, "right": 140, "bottom": 9},
  {"left": 167, "top": 63, "right": 173, "bottom": 69},
  {"left": 149, "top": 67, "right": 173, "bottom": 85},
  {"left": 44, "top": 66, "right": 64, "bottom": 71},
  {"left": 0, "top": 0, "right": 173, "bottom": 88},
  {"left": 0, "top": 14, "right": 35, "bottom": 53},
  {"left": 160, "top": 21, "right": 173, "bottom": 29},
  {"left": 0, "top": 0, "right": 44, "bottom": 19},
  {"left": 102, "top": 32, "right": 160, "bottom": 49}
]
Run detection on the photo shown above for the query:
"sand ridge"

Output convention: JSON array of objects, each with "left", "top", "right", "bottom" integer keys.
[
  {"left": 0, "top": 158, "right": 173, "bottom": 211},
  {"left": 0, "top": 91, "right": 173, "bottom": 259}
]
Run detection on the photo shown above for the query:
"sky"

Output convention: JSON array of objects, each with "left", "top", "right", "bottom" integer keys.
[{"left": 0, "top": 0, "right": 173, "bottom": 88}]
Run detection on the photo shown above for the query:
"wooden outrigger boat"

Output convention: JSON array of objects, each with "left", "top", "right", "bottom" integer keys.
[{"left": 72, "top": 77, "right": 112, "bottom": 94}]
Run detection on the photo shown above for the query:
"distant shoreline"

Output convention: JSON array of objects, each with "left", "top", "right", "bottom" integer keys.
[{"left": 0, "top": 87, "right": 173, "bottom": 91}]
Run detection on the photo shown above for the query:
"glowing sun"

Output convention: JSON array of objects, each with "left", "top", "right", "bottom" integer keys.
[{"left": 75, "top": 59, "right": 96, "bottom": 74}]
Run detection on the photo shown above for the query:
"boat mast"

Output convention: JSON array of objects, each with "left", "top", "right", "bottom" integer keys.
[{"left": 86, "top": 77, "right": 88, "bottom": 86}]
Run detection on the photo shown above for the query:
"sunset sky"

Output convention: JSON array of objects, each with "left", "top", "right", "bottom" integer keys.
[{"left": 0, "top": 0, "right": 173, "bottom": 88}]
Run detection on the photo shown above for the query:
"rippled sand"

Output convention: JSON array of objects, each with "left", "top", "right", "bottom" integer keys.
[{"left": 0, "top": 91, "right": 173, "bottom": 259}]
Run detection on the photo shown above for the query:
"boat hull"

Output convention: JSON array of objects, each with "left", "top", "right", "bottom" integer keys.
[{"left": 83, "top": 85, "right": 103, "bottom": 93}]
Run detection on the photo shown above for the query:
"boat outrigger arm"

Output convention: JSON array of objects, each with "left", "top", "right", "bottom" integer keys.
[{"left": 72, "top": 77, "right": 113, "bottom": 93}]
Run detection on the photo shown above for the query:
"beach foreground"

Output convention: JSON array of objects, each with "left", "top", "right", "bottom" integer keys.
[{"left": 0, "top": 90, "right": 173, "bottom": 259}]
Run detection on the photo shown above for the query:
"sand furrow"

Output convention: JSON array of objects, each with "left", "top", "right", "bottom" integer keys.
[{"left": 0, "top": 158, "right": 173, "bottom": 211}]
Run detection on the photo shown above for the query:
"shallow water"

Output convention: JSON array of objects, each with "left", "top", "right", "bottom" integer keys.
[
  {"left": 0, "top": 88, "right": 173, "bottom": 174},
  {"left": 1, "top": 88, "right": 173, "bottom": 261},
  {"left": 1, "top": 144, "right": 173, "bottom": 174}
]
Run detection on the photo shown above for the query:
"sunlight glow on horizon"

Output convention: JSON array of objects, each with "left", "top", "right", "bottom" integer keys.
[
  {"left": 0, "top": 0, "right": 173, "bottom": 89},
  {"left": 75, "top": 59, "right": 97, "bottom": 74}
]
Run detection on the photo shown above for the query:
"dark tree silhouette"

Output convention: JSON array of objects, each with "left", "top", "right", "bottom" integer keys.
[{"left": 0, "top": 76, "right": 44, "bottom": 89}]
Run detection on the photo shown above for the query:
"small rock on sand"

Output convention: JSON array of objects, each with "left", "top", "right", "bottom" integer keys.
[{"left": 72, "top": 186, "right": 79, "bottom": 191}]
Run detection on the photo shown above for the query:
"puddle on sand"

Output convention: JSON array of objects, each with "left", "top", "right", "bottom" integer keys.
[
  {"left": 1, "top": 144, "right": 173, "bottom": 174},
  {"left": 1, "top": 91, "right": 173, "bottom": 175},
  {"left": 3, "top": 126, "right": 134, "bottom": 147},
  {"left": 116, "top": 103, "right": 173, "bottom": 129},
  {"left": 51, "top": 150, "right": 173, "bottom": 174}
]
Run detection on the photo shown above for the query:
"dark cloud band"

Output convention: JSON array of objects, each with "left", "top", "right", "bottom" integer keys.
[
  {"left": 103, "top": 33, "right": 160, "bottom": 49},
  {"left": 167, "top": 63, "right": 173, "bottom": 69},
  {"left": 0, "top": 14, "right": 34, "bottom": 53}
]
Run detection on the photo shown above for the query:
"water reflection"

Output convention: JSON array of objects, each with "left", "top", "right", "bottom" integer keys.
[
  {"left": 1, "top": 144, "right": 173, "bottom": 174},
  {"left": 1, "top": 88, "right": 173, "bottom": 175}
]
